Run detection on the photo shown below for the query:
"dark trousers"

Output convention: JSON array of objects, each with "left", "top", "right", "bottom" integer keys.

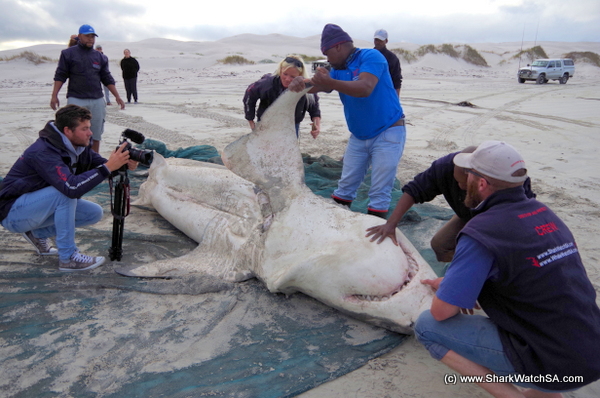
[{"left": 124, "top": 78, "right": 138, "bottom": 102}]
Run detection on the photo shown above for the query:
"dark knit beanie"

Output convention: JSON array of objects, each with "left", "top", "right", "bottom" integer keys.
[{"left": 320, "top": 24, "right": 352, "bottom": 54}]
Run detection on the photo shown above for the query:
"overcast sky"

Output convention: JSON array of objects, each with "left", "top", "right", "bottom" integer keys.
[{"left": 1, "top": 0, "right": 598, "bottom": 51}]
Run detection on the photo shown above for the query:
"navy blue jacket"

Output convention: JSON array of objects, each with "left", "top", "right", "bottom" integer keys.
[
  {"left": 54, "top": 41, "right": 116, "bottom": 99},
  {"left": 0, "top": 122, "right": 110, "bottom": 221},
  {"left": 461, "top": 187, "right": 600, "bottom": 390},
  {"left": 243, "top": 74, "right": 321, "bottom": 124},
  {"left": 402, "top": 152, "right": 535, "bottom": 220}
]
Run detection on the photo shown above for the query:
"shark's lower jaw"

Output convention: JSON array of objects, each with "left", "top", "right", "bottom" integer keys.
[{"left": 346, "top": 252, "right": 419, "bottom": 303}]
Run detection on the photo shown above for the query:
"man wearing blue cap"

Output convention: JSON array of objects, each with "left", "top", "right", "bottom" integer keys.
[
  {"left": 289, "top": 24, "right": 406, "bottom": 219},
  {"left": 51, "top": 24, "right": 125, "bottom": 153}
]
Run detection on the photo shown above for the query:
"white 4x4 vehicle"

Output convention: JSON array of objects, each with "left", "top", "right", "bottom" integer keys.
[{"left": 518, "top": 59, "right": 575, "bottom": 84}]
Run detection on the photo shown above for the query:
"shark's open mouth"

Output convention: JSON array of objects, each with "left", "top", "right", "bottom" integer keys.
[{"left": 348, "top": 252, "right": 419, "bottom": 303}]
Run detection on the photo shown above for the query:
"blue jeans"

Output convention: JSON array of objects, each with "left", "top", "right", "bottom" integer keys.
[
  {"left": 1, "top": 186, "right": 103, "bottom": 262},
  {"left": 333, "top": 125, "right": 406, "bottom": 211},
  {"left": 415, "top": 310, "right": 576, "bottom": 392}
]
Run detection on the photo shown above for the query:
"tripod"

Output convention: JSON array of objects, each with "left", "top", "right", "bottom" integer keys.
[{"left": 108, "top": 166, "right": 130, "bottom": 261}]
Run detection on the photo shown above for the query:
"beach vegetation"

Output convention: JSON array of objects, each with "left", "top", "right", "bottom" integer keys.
[
  {"left": 563, "top": 51, "right": 600, "bottom": 67},
  {"left": 439, "top": 44, "right": 460, "bottom": 58},
  {"left": 416, "top": 44, "right": 438, "bottom": 57},
  {"left": 219, "top": 55, "right": 255, "bottom": 65},
  {"left": 258, "top": 59, "right": 275, "bottom": 64},
  {"left": 390, "top": 48, "right": 418, "bottom": 64},
  {"left": 297, "top": 54, "right": 321, "bottom": 62},
  {"left": 462, "top": 45, "right": 488, "bottom": 66},
  {"left": 513, "top": 46, "right": 548, "bottom": 62},
  {"left": 398, "top": 44, "right": 488, "bottom": 66},
  {"left": 0, "top": 51, "right": 54, "bottom": 65}
]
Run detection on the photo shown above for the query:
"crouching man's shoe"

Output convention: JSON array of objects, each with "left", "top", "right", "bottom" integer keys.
[
  {"left": 59, "top": 251, "right": 105, "bottom": 272},
  {"left": 22, "top": 231, "right": 58, "bottom": 256}
]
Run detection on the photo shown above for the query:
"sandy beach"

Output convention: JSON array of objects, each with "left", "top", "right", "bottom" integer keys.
[{"left": 1, "top": 34, "right": 599, "bottom": 397}]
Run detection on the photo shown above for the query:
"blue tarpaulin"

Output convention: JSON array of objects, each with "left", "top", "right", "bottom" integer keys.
[{"left": 0, "top": 141, "right": 451, "bottom": 397}]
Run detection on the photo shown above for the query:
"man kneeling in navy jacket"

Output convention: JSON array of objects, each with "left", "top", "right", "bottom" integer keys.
[{"left": 0, "top": 105, "right": 135, "bottom": 272}]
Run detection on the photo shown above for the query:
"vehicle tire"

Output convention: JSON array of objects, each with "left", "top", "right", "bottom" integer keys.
[
  {"left": 518, "top": 77, "right": 525, "bottom": 83},
  {"left": 559, "top": 74, "right": 569, "bottom": 84},
  {"left": 536, "top": 74, "right": 546, "bottom": 84}
]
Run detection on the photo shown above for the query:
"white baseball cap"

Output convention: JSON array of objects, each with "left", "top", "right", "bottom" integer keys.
[
  {"left": 374, "top": 29, "right": 388, "bottom": 41},
  {"left": 453, "top": 141, "right": 528, "bottom": 183}
]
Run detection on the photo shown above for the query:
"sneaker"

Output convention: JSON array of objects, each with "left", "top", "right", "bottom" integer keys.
[
  {"left": 59, "top": 251, "right": 105, "bottom": 272},
  {"left": 22, "top": 231, "right": 58, "bottom": 256}
]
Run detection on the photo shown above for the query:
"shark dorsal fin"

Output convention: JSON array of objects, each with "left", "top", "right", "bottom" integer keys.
[{"left": 223, "top": 87, "right": 311, "bottom": 212}]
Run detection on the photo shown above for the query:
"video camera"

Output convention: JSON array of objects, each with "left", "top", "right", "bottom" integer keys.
[
  {"left": 109, "top": 129, "right": 154, "bottom": 261},
  {"left": 118, "top": 128, "right": 153, "bottom": 167}
]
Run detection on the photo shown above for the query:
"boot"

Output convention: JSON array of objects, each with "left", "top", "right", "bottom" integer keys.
[
  {"left": 368, "top": 209, "right": 388, "bottom": 219},
  {"left": 332, "top": 195, "right": 352, "bottom": 208}
]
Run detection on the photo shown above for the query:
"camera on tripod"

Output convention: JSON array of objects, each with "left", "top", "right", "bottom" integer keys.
[
  {"left": 109, "top": 129, "right": 154, "bottom": 261},
  {"left": 117, "top": 129, "right": 153, "bottom": 167}
]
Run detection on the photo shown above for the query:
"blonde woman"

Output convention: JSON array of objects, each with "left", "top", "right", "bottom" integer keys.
[{"left": 243, "top": 55, "right": 321, "bottom": 138}]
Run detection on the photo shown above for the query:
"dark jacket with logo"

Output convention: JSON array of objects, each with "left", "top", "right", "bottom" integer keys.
[
  {"left": 460, "top": 186, "right": 600, "bottom": 390},
  {"left": 0, "top": 122, "right": 110, "bottom": 221},
  {"left": 54, "top": 41, "right": 116, "bottom": 100}
]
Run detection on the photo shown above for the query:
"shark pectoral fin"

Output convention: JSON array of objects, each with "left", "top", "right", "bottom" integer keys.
[
  {"left": 113, "top": 240, "right": 257, "bottom": 282},
  {"left": 114, "top": 267, "right": 172, "bottom": 279},
  {"left": 113, "top": 249, "right": 204, "bottom": 278}
]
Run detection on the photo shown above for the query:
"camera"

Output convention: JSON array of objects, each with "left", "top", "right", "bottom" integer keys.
[{"left": 118, "top": 129, "right": 153, "bottom": 167}]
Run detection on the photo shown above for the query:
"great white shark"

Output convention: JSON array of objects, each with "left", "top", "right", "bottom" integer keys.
[{"left": 121, "top": 87, "right": 437, "bottom": 334}]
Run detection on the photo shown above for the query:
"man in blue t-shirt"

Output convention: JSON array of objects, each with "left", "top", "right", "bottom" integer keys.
[
  {"left": 290, "top": 24, "right": 406, "bottom": 219},
  {"left": 414, "top": 141, "right": 600, "bottom": 396}
]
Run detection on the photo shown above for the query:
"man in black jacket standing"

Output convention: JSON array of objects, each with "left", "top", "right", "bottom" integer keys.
[
  {"left": 120, "top": 49, "right": 140, "bottom": 103},
  {"left": 374, "top": 29, "right": 402, "bottom": 97}
]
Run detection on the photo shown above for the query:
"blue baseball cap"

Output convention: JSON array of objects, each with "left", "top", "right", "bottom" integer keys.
[{"left": 79, "top": 24, "right": 98, "bottom": 36}]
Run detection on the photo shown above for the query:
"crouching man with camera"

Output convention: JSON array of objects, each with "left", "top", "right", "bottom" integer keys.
[{"left": 0, "top": 104, "right": 137, "bottom": 272}]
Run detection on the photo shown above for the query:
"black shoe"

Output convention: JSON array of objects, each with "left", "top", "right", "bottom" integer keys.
[
  {"left": 367, "top": 209, "right": 388, "bottom": 219},
  {"left": 332, "top": 195, "right": 352, "bottom": 208}
]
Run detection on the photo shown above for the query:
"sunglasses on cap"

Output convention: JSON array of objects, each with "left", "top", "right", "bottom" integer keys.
[
  {"left": 465, "top": 169, "right": 490, "bottom": 184},
  {"left": 285, "top": 57, "right": 303, "bottom": 69}
]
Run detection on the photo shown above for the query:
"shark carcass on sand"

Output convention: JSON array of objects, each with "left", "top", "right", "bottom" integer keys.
[{"left": 119, "top": 87, "right": 437, "bottom": 334}]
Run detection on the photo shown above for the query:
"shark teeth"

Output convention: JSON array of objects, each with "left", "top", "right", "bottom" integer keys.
[
  {"left": 348, "top": 252, "right": 420, "bottom": 303},
  {"left": 351, "top": 293, "right": 396, "bottom": 302},
  {"left": 349, "top": 281, "right": 406, "bottom": 303}
]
